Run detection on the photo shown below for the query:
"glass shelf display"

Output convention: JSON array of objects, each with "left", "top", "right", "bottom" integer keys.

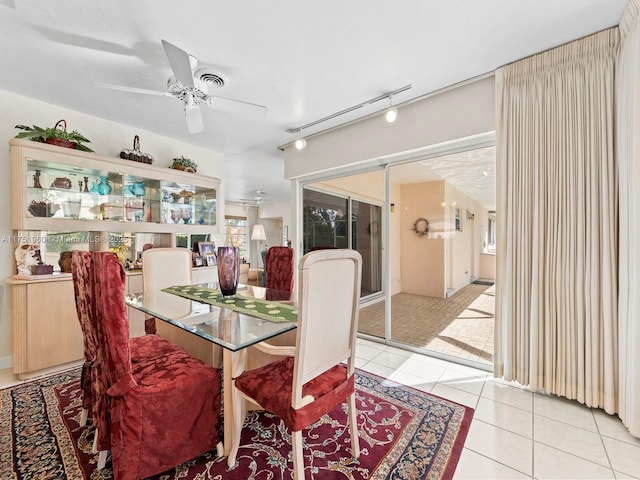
[
  {"left": 161, "top": 181, "right": 217, "bottom": 226},
  {"left": 22, "top": 158, "right": 217, "bottom": 227}
]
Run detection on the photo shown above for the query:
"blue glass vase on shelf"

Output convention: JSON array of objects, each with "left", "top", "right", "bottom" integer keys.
[
  {"left": 97, "top": 176, "right": 112, "bottom": 195},
  {"left": 217, "top": 246, "right": 240, "bottom": 298}
]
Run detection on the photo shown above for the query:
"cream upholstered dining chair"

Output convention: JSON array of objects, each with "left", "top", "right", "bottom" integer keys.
[
  {"left": 142, "top": 247, "right": 222, "bottom": 367},
  {"left": 142, "top": 247, "right": 192, "bottom": 333},
  {"left": 227, "top": 249, "right": 363, "bottom": 478}
]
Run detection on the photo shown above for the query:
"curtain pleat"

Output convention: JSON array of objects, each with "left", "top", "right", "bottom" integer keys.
[
  {"left": 616, "top": 0, "right": 640, "bottom": 438},
  {"left": 495, "top": 29, "right": 619, "bottom": 415}
]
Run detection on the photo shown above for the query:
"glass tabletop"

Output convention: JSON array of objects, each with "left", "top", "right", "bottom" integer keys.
[{"left": 125, "top": 283, "right": 297, "bottom": 352}]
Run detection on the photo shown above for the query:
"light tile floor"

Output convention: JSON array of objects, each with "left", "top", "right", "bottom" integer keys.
[
  {"left": 354, "top": 338, "right": 640, "bottom": 480},
  {"left": 2, "top": 340, "right": 639, "bottom": 479}
]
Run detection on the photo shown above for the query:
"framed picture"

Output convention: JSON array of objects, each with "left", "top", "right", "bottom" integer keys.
[
  {"left": 193, "top": 254, "right": 203, "bottom": 267},
  {"left": 205, "top": 254, "right": 217, "bottom": 266},
  {"left": 198, "top": 241, "right": 216, "bottom": 258}
]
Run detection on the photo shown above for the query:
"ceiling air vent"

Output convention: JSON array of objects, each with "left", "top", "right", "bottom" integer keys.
[{"left": 196, "top": 68, "right": 227, "bottom": 88}]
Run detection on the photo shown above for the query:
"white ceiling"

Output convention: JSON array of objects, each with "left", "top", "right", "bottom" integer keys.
[{"left": 0, "top": 1, "right": 627, "bottom": 205}]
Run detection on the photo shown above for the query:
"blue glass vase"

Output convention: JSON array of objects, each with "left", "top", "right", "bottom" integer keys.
[
  {"left": 217, "top": 246, "right": 240, "bottom": 298},
  {"left": 97, "top": 176, "right": 112, "bottom": 195}
]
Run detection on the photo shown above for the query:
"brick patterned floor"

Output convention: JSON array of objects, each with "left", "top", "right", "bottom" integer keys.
[{"left": 358, "top": 283, "right": 495, "bottom": 365}]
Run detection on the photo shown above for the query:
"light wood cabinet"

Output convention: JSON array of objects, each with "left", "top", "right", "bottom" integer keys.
[{"left": 8, "top": 139, "right": 222, "bottom": 378}]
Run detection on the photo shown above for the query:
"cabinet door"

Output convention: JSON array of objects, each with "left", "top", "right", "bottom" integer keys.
[
  {"left": 192, "top": 266, "right": 218, "bottom": 284},
  {"left": 26, "top": 281, "right": 84, "bottom": 372}
]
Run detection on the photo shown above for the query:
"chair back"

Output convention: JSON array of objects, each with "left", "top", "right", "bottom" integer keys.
[
  {"left": 292, "top": 249, "right": 362, "bottom": 406},
  {"left": 265, "top": 246, "right": 295, "bottom": 300},
  {"left": 71, "top": 250, "right": 98, "bottom": 412},
  {"left": 142, "top": 247, "right": 192, "bottom": 292},
  {"left": 94, "top": 252, "right": 134, "bottom": 392}
]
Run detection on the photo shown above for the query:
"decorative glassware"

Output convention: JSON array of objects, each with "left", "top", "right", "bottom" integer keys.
[
  {"left": 62, "top": 199, "right": 82, "bottom": 218},
  {"left": 33, "top": 169, "right": 42, "bottom": 188},
  {"left": 97, "top": 176, "right": 112, "bottom": 195},
  {"left": 217, "top": 246, "right": 240, "bottom": 298}
]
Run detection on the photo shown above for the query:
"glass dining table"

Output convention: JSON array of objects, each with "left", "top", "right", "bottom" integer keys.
[{"left": 125, "top": 282, "right": 297, "bottom": 455}]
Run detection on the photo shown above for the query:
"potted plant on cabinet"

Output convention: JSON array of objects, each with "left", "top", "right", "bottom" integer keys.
[
  {"left": 171, "top": 156, "right": 197, "bottom": 173},
  {"left": 14, "top": 120, "right": 94, "bottom": 152}
]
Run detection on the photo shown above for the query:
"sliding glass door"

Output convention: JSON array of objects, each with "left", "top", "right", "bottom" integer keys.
[{"left": 302, "top": 188, "right": 382, "bottom": 299}]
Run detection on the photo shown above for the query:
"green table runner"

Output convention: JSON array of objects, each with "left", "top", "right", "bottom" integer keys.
[{"left": 162, "top": 285, "right": 298, "bottom": 323}]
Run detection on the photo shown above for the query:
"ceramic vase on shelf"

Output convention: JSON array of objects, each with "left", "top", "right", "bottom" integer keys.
[{"left": 217, "top": 246, "right": 240, "bottom": 298}]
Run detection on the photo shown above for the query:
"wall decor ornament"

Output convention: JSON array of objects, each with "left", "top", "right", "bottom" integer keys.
[{"left": 412, "top": 217, "right": 430, "bottom": 237}]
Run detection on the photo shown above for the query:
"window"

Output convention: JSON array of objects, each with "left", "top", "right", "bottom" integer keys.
[
  {"left": 225, "top": 216, "right": 247, "bottom": 260},
  {"left": 454, "top": 207, "right": 462, "bottom": 232},
  {"left": 487, "top": 212, "right": 496, "bottom": 251}
]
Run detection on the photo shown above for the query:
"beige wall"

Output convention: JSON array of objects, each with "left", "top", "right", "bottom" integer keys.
[
  {"left": 398, "top": 180, "right": 488, "bottom": 297},
  {"left": 444, "top": 183, "right": 487, "bottom": 292},
  {"left": 401, "top": 181, "right": 446, "bottom": 297},
  {"left": 0, "top": 89, "right": 227, "bottom": 368},
  {"left": 283, "top": 75, "right": 495, "bottom": 252}
]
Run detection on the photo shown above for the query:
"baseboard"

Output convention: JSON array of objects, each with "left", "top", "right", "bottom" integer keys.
[
  {"left": 0, "top": 355, "right": 12, "bottom": 370},
  {"left": 445, "top": 288, "right": 456, "bottom": 298}
]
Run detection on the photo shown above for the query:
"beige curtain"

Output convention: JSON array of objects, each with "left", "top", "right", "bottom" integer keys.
[
  {"left": 495, "top": 29, "right": 619, "bottom": 413},
  {"left": 616, "top": 0, "right": 640, "bottom": 438}
]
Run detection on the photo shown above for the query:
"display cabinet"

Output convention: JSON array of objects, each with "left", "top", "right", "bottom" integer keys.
[
  {"left": 8, "top": 138, "right": 222, "bottom": 378},
  {"left": 12, "top": 138, "right": 219, "bottom": 235}
]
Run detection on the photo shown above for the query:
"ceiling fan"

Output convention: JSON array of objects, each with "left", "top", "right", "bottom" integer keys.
[
  {"left": 239, "top": 190, "right": 271, "bottom": 206},
  {"left": 96, "top": 39, "right": 267, "bottom": 133}
]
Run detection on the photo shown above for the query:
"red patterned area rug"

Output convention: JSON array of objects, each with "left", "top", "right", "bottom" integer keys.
[{"left": 0, "top": 367, "right": 473, "bottom": 479}]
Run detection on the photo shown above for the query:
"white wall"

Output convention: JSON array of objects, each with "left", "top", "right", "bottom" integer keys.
[{"left": 0, "top": 89, "right": 228, "bottom": 368}]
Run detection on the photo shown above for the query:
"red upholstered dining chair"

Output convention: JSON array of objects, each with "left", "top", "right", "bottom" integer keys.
[
  {"left": 74, "top": 251, "right": 223, "bottom": 480},
  {"left": 71, "top": 251, "right": 183, "bottom": 468},
  {"left": 227, "top": 249, "right": 363, "bottom": 478},
  {"left": 264, "top": 246, "right": 295, "bottom": 301}
]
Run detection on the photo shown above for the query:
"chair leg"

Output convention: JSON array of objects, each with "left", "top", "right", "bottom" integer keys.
[
  {"left": 79, "top": 407, "right": 89, "bottom": 427},
  {"left": 97, "top": 450, "right": 108, "bottom": 470},
  {"left": 92, "top": 427, "right": 109, "bottom": 470},
  {"left": 291, "top": 429, "right": 305, "bottom": 479},
  {"left": 226, "top": 389, "right": 247, "bottom": 468},
  {"left": 347, "top": 393, "right": 360, "bottom": 458}
]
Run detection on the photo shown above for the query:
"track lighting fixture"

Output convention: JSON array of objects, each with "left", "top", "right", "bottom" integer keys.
[
  {"left": 294, "top": 129, "right": 307, "bottom": 150},
  {"left": 283, "top": 84, "right": 412, "bottom": 150},
  {"left": 384, "top": 95, "right": 398, "bottom": 123}
]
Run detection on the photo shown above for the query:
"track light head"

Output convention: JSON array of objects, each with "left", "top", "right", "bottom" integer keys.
[
  {"left": 294, "top": 138, "right": 307, "bottom": 150},
  {"left": 385, "top": 107, "right": 398, "bottom": 123}
]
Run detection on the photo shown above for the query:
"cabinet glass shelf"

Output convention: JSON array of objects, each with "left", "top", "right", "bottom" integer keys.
[{"left": 25, "top": 159, "right": 217, "bottom": 226}]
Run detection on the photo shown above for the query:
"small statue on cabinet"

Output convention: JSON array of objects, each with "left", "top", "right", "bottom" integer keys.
[{"left": 15, "top": 244, "right": 42, "bottom": 275}]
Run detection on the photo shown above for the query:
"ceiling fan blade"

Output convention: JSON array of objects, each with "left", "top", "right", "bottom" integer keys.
[
  {"left": 161, "top": 39, "right": 194, "bottom": 89},
  {"left": 95, "top": 81, "right": 170, "bottom": 97},
  {"left": 185, "top": 105, "right": 204, "bottom": 134},
  {"left": 207, "top": 96, "right": 267, "bottom": 118}
]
